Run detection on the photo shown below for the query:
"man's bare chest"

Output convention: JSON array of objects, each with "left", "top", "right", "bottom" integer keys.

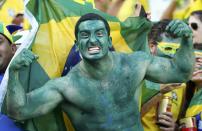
[{"left": 63, "top": 70, "right": 143, "bottom": 113}]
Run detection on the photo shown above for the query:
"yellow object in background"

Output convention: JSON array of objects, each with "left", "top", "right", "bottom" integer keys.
[
  {"left": 142, "top": 84, "right": 186, "bottom": 131},
  {"left": 117, "top": 0, "right": 149, "bottom": 21},
  {"left": 139, "top": 0, "right": 149, "bottom": 11},
  {"left": 74, "top": 0, "right": 95, "bottom": 7},
  {"left": 186, "top": 102, "right": 202, "bottom": 118},
  {"left": 173, "top": 0, "right": 202, "bottom": 20},
  {"left": 0, "top": 22, "right": 13, "bottom": 43},
  {"left": 0, "top": 0, "right": 29, "bottom": 29}
]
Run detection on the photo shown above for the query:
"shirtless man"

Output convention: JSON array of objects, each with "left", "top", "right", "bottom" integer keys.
[{"left": 7, "top": 13, "right": 194, "bottom": 131}]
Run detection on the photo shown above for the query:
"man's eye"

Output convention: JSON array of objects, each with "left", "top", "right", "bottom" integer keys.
[
  {"left": 96, "top": 31, "right": 104, "bottom": 37},
  {"left": 80, "top": 32, "right": 89, "bottom": 38}
]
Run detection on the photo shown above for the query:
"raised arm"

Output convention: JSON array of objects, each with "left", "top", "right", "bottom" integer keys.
[
  {"left": 145, "top": 20, "right": 195, "bottom": 83},
  {"left": 7, "top": 49, "right": 64, "bottom": 120}
]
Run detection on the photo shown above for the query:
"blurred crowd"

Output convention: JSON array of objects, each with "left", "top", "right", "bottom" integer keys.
[{"left": 0, "top": 0, "right": 202, "bottom": 131}]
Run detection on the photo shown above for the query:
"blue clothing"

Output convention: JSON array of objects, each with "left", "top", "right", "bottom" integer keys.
[
  {"left": 0, "top": 73, "right": 4, "bottom": 84},
  {"left": 0, "top": 73, "right": 22, "bottom": 130},
  {"left": 0, "top": 114, "right": 21, "bottom": 131},
  {"left": 195, "top": 112, "right": 202, "bottom": 131}
]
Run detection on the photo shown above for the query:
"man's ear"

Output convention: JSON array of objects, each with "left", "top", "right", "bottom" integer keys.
[
  {"left": 108, "top": 36, "right": 112, "bottom": 48},
  {"left": 11, "top": 44, "right": 17, "bottom": 54}
]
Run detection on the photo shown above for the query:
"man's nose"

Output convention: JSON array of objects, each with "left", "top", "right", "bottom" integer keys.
[{"left": 89, "top": 35, "right": 97, "bottom": 44}]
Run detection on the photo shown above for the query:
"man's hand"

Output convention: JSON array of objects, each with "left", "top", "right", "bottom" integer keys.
[
  {"left": 9, "top": 49, "right": 38, "bottom": 70},
  {"left": 192, "top": 57, "right": 202, "bottom": 85},
  {"left": 157, "top": 112, "right": 176, "bottom": 131},
  {"left": 166, "top": 20, "right": 192, "bottom": 38}
]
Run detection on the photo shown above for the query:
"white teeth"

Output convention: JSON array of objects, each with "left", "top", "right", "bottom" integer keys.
[
  {"left": 88, "top": 47, "right": 100, "bottom": 54},
  {"left": 88, "top": 47, "right": 100, "bottom": 51}
]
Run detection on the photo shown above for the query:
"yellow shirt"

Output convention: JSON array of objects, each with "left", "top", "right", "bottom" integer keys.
[{"left": 142, "top": 84, "right": 186, "bottom": 131}]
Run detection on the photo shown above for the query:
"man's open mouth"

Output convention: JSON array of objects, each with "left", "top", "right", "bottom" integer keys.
[{"left": 88, "top": 46, "right": 100, "bottom": 54}]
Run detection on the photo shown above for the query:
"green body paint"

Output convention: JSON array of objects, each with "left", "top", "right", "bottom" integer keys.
[{"left": 6, "top": 19, "right": 194, "bottom": 131}]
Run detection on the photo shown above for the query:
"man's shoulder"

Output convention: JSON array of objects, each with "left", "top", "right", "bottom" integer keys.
[
  {"left": 66, "top": 64, "right": 81, "bottom": 77},
  {"left": 58, "top": 65, "right": 81, "bottom": 84},
  {"left": 47, "top": 69, "right": 79, "bottom": 88},
  {"left": 113, "top": 51, "right": 151, "bottom": 61},
  {"left": 130, "top": 51, "right": 150, "bottom": 58}
]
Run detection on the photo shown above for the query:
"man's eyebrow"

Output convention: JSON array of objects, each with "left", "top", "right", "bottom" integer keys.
[
  {"left": 96, "top": 28, "right": 105, "bottom": 31},
  {"left": 79, "top": 27, "right": 105, "bottom": 33},
  {"left": 79, "top": 29, "right": 90, "bottom": 32}
]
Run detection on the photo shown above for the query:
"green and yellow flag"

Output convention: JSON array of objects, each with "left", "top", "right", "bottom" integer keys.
[
  {"left": 1, "top": 0, "right": 151, "bottom": 131},
  {"left": 26, "top": 0, "right": 151, "bottom": 79},
  {"left": 186, "top": 87, "right": 202, "bottom": 117}
]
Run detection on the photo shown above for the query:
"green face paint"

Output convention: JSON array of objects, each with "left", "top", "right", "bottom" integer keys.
[{"left": 77, "top": 20, "right": 112, "bottom": 60}]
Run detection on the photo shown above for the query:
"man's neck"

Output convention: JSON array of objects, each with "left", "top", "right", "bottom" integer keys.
[{"left": 80, "top": 53, "right": 113, "bottom": 79}]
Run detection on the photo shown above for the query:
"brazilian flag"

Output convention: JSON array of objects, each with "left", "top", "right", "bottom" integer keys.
[
  {"left": 186, "top": 86, "right": 202, "bottom": 117},
  {"left": 1, "top": 0, "right": 152, "bottom": 131},
  {"left": 27, "top": 0, "right": 151, "bottom": 79}
]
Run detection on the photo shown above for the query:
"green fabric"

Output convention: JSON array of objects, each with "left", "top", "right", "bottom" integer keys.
[
  {"left": 141, "top": 80, "right": 160, "bottom": 105},
  {"left": 188, "top": 87, "right": 202, "bottom": 107},
  {"left": 26, "top": 0, "right": 152, "bottom": 52},
  {"left": 121, "top": 17, "right": 151, "bottom": 52},
  {"left": 0, "top": 22, "right": 4, "bottom": 34},
  {"left": 12, "top": 35, "right": 22, "bottom": 43},
  {"left": 26, "top": 0, "right": 118, "bottom": 24}
]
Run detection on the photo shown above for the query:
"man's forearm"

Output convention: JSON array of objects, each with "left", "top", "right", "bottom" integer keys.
[
  {"left": 7, "top": 69, "right": 27, "bottom": 119},
  {"left": 174, "top": 37, "right": 195, "bottom": 79}
]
